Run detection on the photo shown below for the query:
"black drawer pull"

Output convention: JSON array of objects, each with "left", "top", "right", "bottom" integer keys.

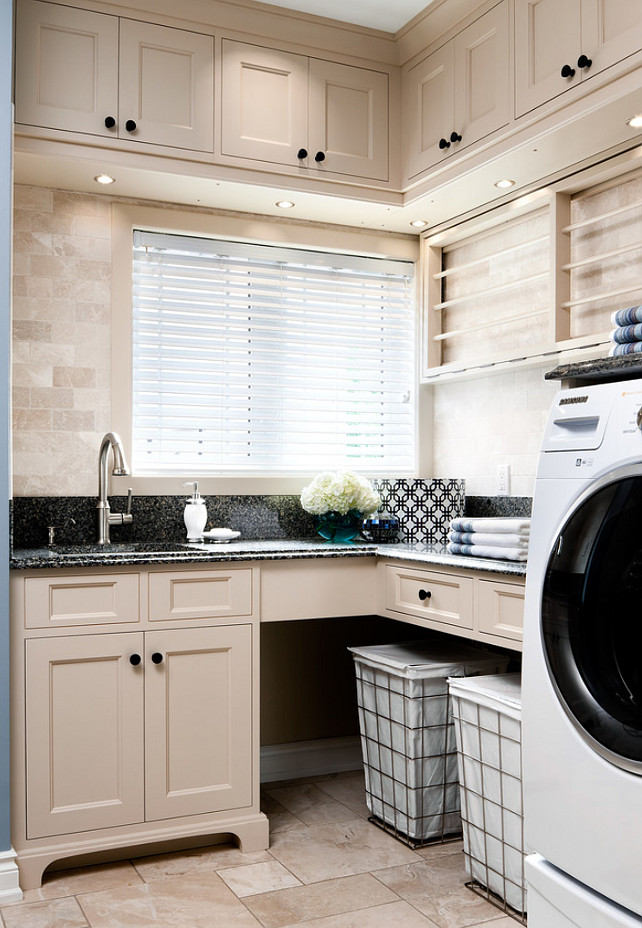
[
  {"left": 151, "top": 652, "right": 163, "bottom": 664},
  {"left": 438, "top": 137, "right": 450, "bottom": 150},
  {"left": 418, "top": 589, "right": 432, "bottom": 601},
  {"left": 125, "top": 119, "right": 137, "bottom": 132},
  {"left": 104, "top": 116, "right": 116, "bottom": 129},
  {"left": 129, "top": 653, "right": 141, "bottom": 666},
  {"left": 561, "top": 64, "right": 575, "bottom": 79}
]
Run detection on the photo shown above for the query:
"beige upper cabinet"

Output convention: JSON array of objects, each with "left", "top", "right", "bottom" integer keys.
[
  {"left": 403, "top": 2, "right": 509, "bottom": 181},
  {"left": 15, "top": 0, "right": 214, "bottom": 152},
  {"left": 515, "top": 0, "right": 642, "bottom": 117},
  {"left": 221, "top": 39, "right": 389, "bottom": 181}
]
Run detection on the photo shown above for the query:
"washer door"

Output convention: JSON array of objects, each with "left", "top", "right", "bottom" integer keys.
[{"left": 542, "top": 475, "right": 642, "bottom": 773}]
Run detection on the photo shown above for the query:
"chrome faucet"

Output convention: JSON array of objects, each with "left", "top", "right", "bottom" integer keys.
[{"left": 97, "top": 432, "right": 133, "bottom": 544}]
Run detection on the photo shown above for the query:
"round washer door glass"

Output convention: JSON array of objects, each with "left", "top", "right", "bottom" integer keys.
[{"left": 542, "top": 475, "right": 642, "bottom": 772}]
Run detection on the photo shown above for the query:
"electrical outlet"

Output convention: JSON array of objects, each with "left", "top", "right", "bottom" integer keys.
[{"left": 496, "top": 464, "right": 510, "bottom": 496}]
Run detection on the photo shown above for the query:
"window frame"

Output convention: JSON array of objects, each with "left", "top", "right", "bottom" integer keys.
[{"left": 112, "top": 203, "right": 425, "bottom": 496}]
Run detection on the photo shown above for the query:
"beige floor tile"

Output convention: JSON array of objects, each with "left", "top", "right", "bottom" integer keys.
[
  {"left": 1, "top": 896, "right": 88, "bottom": 928},
  {"left": 261, "top": 792, "right": 309, "bottom": 835},
  {"left": 132, "top": 843, "right": 272, "bottom": 881},
  {"left": 374, "top": 855, "right": 505, "bottom": 928},
  {"left": 415, "top": 840, "right": 465, "bottom": 862},
  {"left": 311, "top": 773, "right": 371, "bottom": 820},
  {"left": 76, "top": 872, "right": 262, "bottom": 928},
  {"left": 243, "top": 872, "right": 399, "bottom": 928},
  {"left": 275, "top": 900, "right": 440, "bottom": 927},
  {"left": 268, "top": 819, "right": 420, "bottom": 884},
  {"left": 218, "top": 860, "right": 302, "bottom": 897},
  {"left": 9, "top": 862, "right": 143, "bottom": 904},
  {"left": 265, "top": 784, "right": 358, "bottom": 825}
]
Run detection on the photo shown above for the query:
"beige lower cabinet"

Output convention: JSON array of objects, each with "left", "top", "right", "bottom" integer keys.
[
  {"left": 380, "top": 559, "right": 525, "bottom": 650},
  {"left": 11, "top": 566, "right": 267, "bottom": 891}
]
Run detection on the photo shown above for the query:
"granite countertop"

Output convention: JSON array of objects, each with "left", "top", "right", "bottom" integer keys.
[
  {"left": 10, "top": 539, "right": 527, "bottom": 576},
  {"left": 546, "top": 354, "right": 642, "bottom": 383}
]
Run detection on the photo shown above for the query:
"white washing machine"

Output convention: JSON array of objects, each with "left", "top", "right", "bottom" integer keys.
[{"left": 522, "top": 377, "right": 642, "bottom": 925}]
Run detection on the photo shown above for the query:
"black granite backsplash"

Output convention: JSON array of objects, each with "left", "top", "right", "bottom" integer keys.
[
  {"left": 464, "top": 496, "right": 532, "bottom": 518},
  {"left": 11, "top": 486, "right": 531, "bottom": 550}
]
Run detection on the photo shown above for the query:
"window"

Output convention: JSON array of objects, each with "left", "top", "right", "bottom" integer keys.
[{"left": 131, "top": 231, "right": 416, "bottom": 475}]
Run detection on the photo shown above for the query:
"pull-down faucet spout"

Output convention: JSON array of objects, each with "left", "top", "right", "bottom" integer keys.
[{"left": 97, "top": 432, "right": 133, "bottom": 544}]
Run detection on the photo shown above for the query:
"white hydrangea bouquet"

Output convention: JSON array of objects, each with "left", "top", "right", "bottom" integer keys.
[{"left": 301, "top": 471, "right": 380, "bottom": 542}]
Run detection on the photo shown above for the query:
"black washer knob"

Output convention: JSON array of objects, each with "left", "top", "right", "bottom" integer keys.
[
  {"left": 314, "top": 151, "right": 326, "bottom": 162},
  {"left": 125, "top": 119, "right": 137, "bottom": 132},
  {"left": 151, "top": 652, "right": 164, "bottom": 664},
  {"left": 450, "top": 131, "right": 462, "bottom": 143},
  {"left": 438, "top": 137, "right": 451, "bottom": 150},
  {"left": 418, "top": 589, "right": 432, "bottom": 601},
  {"left": 577, "top": 54, "right": 592, "bottom": 69},
  {"left": 561, "top": 64, "right": 575, "bottom": 78},
  {"left": 297, "top": 148, "right": 308, "bottom": 159},
  {"left": 104, "top": 116, "right": 116, "bottom": 129},
  {"left": 129, "top": 654, "right": 141, "bottom": 666}
]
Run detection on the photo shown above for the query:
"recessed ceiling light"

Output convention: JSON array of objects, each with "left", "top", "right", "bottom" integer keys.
[
  {"left": 494, "top": 178, "right": 516, "bottom": 189},
  {"left": 94, "top": 173, "right": 115, "bottom": 185},
  {"left": 410, "top": 219, "right": 428, "bottom": 228},
  {"left": 275, "top": 200, "right": 295, "bottom": 209},
  {"left": 626, "top": 114, "right": 642, "bottom": 129}
]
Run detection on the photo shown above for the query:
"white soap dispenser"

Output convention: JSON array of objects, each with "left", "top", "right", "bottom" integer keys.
[{"left": 183, "top": 482, "right": 207, "bottom": 540}]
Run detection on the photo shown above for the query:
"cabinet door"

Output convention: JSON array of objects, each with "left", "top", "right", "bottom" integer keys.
[
  {"left": 118, "top": 20, "right": 214, "bottom": 151},
  {"left": 26, "top": 633, "right": 145, "bottom": 838},
  {"left": 454, "top": 3, "right": 509, "bottom": 149},
  {"left": 221, "top": 40, "right": 308, "bottom": 165},
  {"left": 144, "top": 625, "right": 253, "bottom": 820},
  {"left": 403, "top": 41, "right": 455, "bottom": 179},
  {"left": 15, "top": 0, "right": 118, "bottom": 135},
  {"left": 581, "top": 0, "right": 642, "bottom": 75},
  {"left": 515, "top": 0, "right": 583, "bottom": 116},
  {"left": 308, "top": 60, "right": 389, "bottom": 180}
]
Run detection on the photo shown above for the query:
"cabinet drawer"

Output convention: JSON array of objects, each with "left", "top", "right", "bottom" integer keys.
[
  {"left": 385, "top": 565, "right": 473, "bottom": 629},
  {"left": 476, "top": 578, "right": 524, "bottom": 642},
  {"left": 149, "top": 568, "right": 253, "bottom": 621},
  {"left": 25, "top": 573, "right": 140, "bottom": 628}
]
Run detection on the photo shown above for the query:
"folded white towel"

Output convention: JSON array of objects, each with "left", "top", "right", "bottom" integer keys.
[
  {"left": 450, "top": 517, "right": 530, "bottom": 534},
  {"left": 448, "top": 531, "right": 529, "bottom": 548},
  {"left": 447, "top": 542, "right": 528, "bottom": 562}
]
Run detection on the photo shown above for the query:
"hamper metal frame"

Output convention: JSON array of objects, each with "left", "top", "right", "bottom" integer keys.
[
  {"left": 452, "top": 695, "right": 527, "bottom": 924},
  {"left": 354, "top": 660, "right": 463, "bottom": 849}
]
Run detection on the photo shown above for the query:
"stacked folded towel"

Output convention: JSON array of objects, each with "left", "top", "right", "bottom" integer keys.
[
  {"left": 447, "top": 517, "right": 530, "bottom": 562},
  {"left": 609, "top": 306, "right": 642, "bottom": 356}
]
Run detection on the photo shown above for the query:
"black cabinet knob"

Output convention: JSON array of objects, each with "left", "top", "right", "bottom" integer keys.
[
  {"left": 561, "top": 64, "right": 575, "bottom": 78},
  {"left": 450, "top": 131, "right": 462, "bottom": 143},
  {"left": 418, "top": 589, "right": 432, "bottom": 601},
  {"left": 297, "top": 148, "right": 308, "bottom": 159},
  {"left": 151, "top": 652, "right": 163, "bottom": 664},
  {"left": 125, "top": 119, "right": 137, "bottom": 132},
  {"left": 314, "top": 151, "right": 326, "bottom": 162},
  {"left": 104, "top": 116, "right": 116, "bottom": 129},
  {"left": 438, "top": 137, "right": 450, "bottom": 150},
  {"left": 129, "top": 654, "right": 141, "bottom": 666},
  {"left": 577, "top": 54, "right": 592, "bottom": 69}
]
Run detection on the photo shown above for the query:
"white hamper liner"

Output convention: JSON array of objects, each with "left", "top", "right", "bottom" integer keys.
[
  {"left": 448, "top": 673, "right": 526, "bottom": 922},
  {"left": 349, "top": 640, "right": 510, "bottom": 846}
]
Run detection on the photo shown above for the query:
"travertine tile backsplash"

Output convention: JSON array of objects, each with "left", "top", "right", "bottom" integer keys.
[
  {"left": 12, "top": 183, "right": 558, "bottom": 498},
  {"left": 13, "top": 186, "right": 112, "bottom": 496}
]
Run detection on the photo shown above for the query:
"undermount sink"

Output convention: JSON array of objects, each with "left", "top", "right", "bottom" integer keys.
[{"left": 44, "top": 542, "right": 201, "bottom": 558}]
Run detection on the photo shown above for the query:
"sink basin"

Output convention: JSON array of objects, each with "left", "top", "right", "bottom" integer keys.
[{"left": 44, "top": 542, "right": 200, "bottom": 558}]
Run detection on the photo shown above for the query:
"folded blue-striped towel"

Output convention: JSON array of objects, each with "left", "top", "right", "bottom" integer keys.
[
  {"left": 450, "top": 517, "right": 530, "bottom": 534},
  {"left": 610, "top": 324, "right": 642, "bottom": 344},
  {"left": 609, "top": 341, "right": 642, "bottom": 356},
  {"left": 449, "top": 531, "right": 529, "bottom": 548},
  {"left": 611, "top": 306, "right": 642, "bottom": 327},
  {"left": 447, "top": 542, "right": 528, "bottom": 562}
]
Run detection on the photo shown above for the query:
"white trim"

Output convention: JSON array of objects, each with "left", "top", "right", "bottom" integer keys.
[
  {"left": 260, "top": 735, "right": 362, "bottom": 783},
  {"left": 0, "top": 849, "right": 23, "bottom": 903}
]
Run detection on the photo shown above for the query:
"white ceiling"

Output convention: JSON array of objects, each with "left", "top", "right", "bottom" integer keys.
[{"left": 255, "top": 0, "right": 434, "bottom": 33}]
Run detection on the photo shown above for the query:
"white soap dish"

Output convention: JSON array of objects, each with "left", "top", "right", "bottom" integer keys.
[{"left": 201, "top": 528, "right": 241, "bottom": 542}]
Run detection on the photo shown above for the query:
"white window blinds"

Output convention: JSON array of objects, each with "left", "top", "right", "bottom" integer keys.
[{"left": 132, "top": 231, "right": 416, "bottom": 475}]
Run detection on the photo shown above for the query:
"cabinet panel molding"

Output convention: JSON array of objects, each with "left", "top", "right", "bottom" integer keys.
[
  {"left": 25, "top": 573, "right": 141, "bottom": 627},
  {"left": 149, "top": 567, "right": 253, "bottom": 621}
]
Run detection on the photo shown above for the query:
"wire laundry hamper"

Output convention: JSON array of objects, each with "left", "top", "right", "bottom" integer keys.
[
  {"left": 349, "top": 640, "right": 511, "bottom": 848},
  {"left": 449, "top": 673, "right": 526, "bottom": 923}
]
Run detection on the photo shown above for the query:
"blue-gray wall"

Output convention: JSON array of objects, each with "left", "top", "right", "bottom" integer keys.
[{"left": 0, "top": 0, "right": 13, "bottom": 850}]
